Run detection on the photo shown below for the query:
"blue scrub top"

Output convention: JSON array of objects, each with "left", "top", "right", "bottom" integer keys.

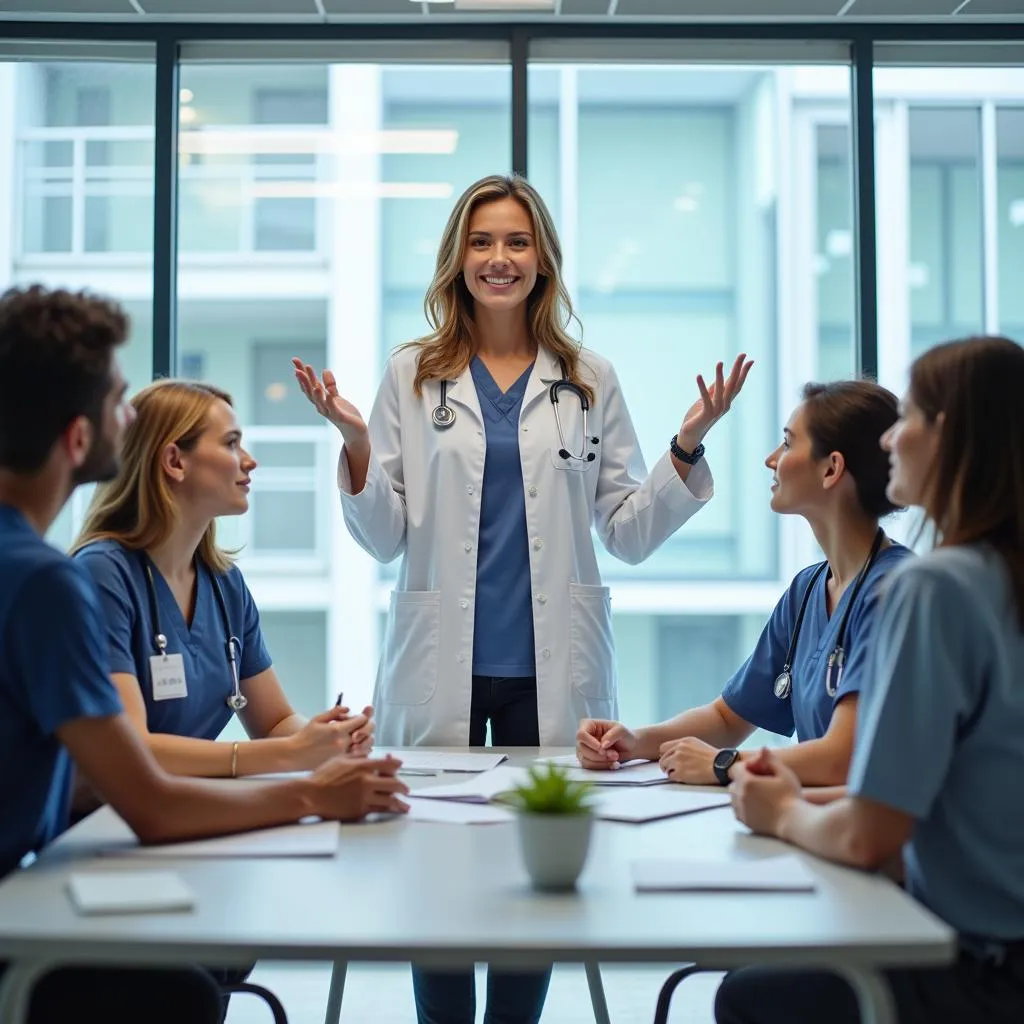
[
  {"left": 850, "top": 546, "right": 1024, "bottom": 939},
  {"left": 721, "top": 542, "right": 911, "bottom": 741},
  {"left": 75, "top": 539, "right": 272, "bottom": 741},
  {"left": 470, "top": 356, "right": 536, "bottom": 677},
  {"left": 0, "top": 506, "right": 122, "bottom": 880}
]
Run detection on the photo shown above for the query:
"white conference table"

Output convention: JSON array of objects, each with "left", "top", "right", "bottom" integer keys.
[{"left": 0, "top": 748, "right": 954, "bottom": 1024}]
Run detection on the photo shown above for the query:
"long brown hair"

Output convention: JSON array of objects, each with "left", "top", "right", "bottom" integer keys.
[
  {"left": 72, "top": 379, "right": 235, "bottom": 573},
  {"left": 910, "top": 336, "right": 1024, "bottom": 625},
  {"left": 408, "top": 174, "right": 593, "bottom": 402}
]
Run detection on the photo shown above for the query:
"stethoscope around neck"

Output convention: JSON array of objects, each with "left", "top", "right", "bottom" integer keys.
[
  {"left": 141, "top": 553, "right": 247, "bottom": 713},
  {"left": 772, "top": 528, "right": 885, "bottom": 702},
  {"left": 432, "top": 357, "right": 600, "bottom": 464}
]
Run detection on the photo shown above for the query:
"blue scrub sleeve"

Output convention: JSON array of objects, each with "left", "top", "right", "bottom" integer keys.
[
  {"left": 234, "top": 569, "right": 273, "bottom": 681},
  {"left": 75, "top": 548, "right": 142, "bottom": 677},
  {"left": 720, "top": 587, "right": 797, "bottom": 737},
  {"left": 848, "top": 562, "right": 979, "bottom": 819},
  {"left": 9, "top": 563, "right": 123, "bottom": 734}
]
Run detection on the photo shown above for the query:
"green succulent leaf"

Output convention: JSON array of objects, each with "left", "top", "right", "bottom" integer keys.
[{"left": 494, "top": 764, "right": 593, "bottom": 815}]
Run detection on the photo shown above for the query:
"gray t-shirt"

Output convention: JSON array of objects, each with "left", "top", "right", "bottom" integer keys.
[{"left": 848, "top": 544, "right": 1024, "bottom": 939}]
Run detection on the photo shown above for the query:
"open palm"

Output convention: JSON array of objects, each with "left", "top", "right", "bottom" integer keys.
[
  {"left": 679, "top": 353, "right": 754, "bottom": 446},
  {"left": 292, "top": 358, "right": 368, "bottom": 447}
]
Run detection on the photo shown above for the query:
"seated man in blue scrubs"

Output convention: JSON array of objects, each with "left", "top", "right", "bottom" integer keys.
[
  {"left": 577, "top": 381, "right": 910, "bottom": 787},
  {"left": 722, "top": 335, "right": 1024, "bottom": 1024},
  {"left": 0, "top": 285, "right": 409, "bottom": 1024},
  {"left": 72, "top": 378, "right": 371, "bottom": 779}
]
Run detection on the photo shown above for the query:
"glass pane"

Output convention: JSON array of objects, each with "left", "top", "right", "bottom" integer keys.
[
  {"left": 1, "top": 57, "right": 155, "bottom": 549},
  {"left": 997, "top": 107, "right": 1024, "bottom": 340}
]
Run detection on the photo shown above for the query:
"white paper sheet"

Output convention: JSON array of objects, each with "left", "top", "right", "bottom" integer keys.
[
  {"left": 101, "top": 819, "right": 341, "bottom": 859},
  {"left": 631, "top": 856, "right": 818, "bottom": 892},
  {"left": 68, "top": 871, "right": 195, "bottom": 915},
  {"left": 404, "top": 800, "right": 515, "bottom": 825},
  {"left": 558, "top": 762, "right": 669, "bottom": 786},
  {"left": 377, "top": 750, "right": 508, "bottom": 773},
  {"left": 593, "top": 789, "right": 731, "bottom": 823},
  {"left": 406, "top": 766, "right": 531, "bottom": 803}
]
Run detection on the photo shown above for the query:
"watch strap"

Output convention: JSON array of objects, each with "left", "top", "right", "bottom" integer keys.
[{"left": 670, "top": 435, "right": 705, "bottom": 465}]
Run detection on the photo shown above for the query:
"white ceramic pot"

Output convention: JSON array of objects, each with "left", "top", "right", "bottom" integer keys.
[{"left": 515, "top": 811, "right": 594, "bottom": 891}]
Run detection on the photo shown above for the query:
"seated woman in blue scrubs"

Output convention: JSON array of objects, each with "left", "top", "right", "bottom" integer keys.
[
  {"left": 722, "top": 336, "right": 1024, "bottom": 1024},
  {"left": 577, "top": 380, "right": 910, "bottom": 787},
  {"left": 72, "top": 379, "right": 372, "bottom": 778}
]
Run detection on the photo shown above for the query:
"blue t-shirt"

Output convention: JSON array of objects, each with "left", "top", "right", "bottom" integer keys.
[
  {"left": 75, "top": 539, "right": 272, "bottom": 741},
  {"left": 0, "top": 505, "right": 123, "bottom": 881},
  {"left": 470, "top": 356, "right": 536, "bottom": 677},
  {"left": 849, "top": 545, "right": 1024, "bottom": 939},
  {"left": 721, "top": 543, "right": 911, "bottom": 741}
]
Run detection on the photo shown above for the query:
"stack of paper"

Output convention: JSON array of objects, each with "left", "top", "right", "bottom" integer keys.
[
  {"left": 631, "top": 856, "right": 818, "bottom": 892},
  {"left": 406, "top": 766, "right": 530, "bottom": 804},
  {"left": 377, "top": 750, "right": 508, "bottom": 773},
  {"left": 593, "top": 789, "right": 730, "bottom": 823}
]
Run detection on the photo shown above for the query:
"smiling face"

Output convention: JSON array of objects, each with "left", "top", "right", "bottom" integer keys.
[
  {"left": 171, "top": 399, "right": 257, "bottom": 520},
  {"left": 460, "top": 196, "right": 539, "bottom": 315},
  {"left": 764, "top": 403, "right": 829, "bottom": 516},
  {"left": 880, "top": 395, "right": 943, "bottom": 510}
]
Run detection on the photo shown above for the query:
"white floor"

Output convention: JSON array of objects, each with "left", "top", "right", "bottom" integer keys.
[{"left": 225, "top": 962, "right": 724, "bottom": 1024}]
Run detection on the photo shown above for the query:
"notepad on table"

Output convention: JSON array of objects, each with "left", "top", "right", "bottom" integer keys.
[
  {"left": 631, "top": 856, "right": 818, "bottom": 893},
  {"left": 406, "top": 766, "right": 530, "bottom": 804},
  {"left": 594, "top": 789, "right": 730, "bottom": 823},
  {"left": 405, "top": 800, "right": 515, "bottom": 825},
  {"left": 68, "top": 871, "right": 195, "bottom": 915},
  {"left": 377, "top": 750, "right": 508, "bottom": 773}
]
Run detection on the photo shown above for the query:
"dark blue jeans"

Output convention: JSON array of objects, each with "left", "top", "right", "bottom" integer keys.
[
  {"left": 411, "top": 674, "right": 552, "bottom": 1024},
  {"left": 715, "top": 947, "right": 1024, "bottom": 1024}
]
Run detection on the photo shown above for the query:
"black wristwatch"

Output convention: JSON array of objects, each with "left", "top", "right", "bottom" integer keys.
[
  {"left": 670, "top": 435, "right": 705, "bottom": 465},
  {"left": 712, "top": 748, "right": 740, "bottom": 786}
]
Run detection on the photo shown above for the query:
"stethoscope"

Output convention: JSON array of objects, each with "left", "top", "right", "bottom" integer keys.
[
  {"left": 772, "top": 528, "right": 885, "bottom": 701},
  {"left": 141, "top": 553, "right": 247, "bottom": 713},
  {"left": 432, "top": 358, "right": 600, "bottom": 464}
]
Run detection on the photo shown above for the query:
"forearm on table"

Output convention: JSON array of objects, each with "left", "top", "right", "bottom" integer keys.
[
  {"left": 737, "top": 736, "right": 851, "bottom": 787},
  {"left": 776, "top": 796, "right": 895, "bottom": 870},
  {"left": 266, "top": 712, "right": 307, "bottom": 739},
  {"left": 635, "top": 701, "right": 750, "bottom": 758},
  {"left": 145, "top": 732, "right": 296, "bottom": 778}
]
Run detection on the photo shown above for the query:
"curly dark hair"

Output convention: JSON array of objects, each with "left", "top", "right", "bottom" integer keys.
[{"left": 0, "top": 285, "right": 129, "bottom": 473}]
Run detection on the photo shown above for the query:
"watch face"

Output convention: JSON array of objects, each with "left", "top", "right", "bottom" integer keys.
[{"left": 714, "top": 749, "right": 737, "bottom": 770}]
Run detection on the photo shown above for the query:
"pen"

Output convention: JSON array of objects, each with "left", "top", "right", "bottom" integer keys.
[{"left": 334, "top": 691, "right": 344, "bottom": 708}]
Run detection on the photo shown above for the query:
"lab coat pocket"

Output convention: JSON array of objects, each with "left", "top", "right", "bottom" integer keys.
[
  {"left": 549, "top": 446, "right": 599, "bottom": 474},
  {"left": 569, "top": 583, "right": 616, "bottom": 700},
  {"left": 380, "top": 590, "right": 441, "bottom": 706}
]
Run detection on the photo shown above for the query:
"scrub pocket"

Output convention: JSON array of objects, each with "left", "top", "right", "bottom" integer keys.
[
  {"left": 569, "top": 582, "right": 616, "bottom": 701},
  {"left": 380, "top": 590, "right": 441, "bottom": 706}
]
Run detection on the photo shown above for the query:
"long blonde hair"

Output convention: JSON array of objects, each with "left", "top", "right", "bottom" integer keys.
[
  {"left": 72, "top": 379, "right": 235, "bottom": 573},
  {"left": 409, "top": 174, "right": 593, "bottom": 402}
]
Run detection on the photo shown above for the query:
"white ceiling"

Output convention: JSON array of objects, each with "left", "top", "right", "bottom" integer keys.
[{"left": 1, "top": 0, "right": 1022, "bottom": 23}]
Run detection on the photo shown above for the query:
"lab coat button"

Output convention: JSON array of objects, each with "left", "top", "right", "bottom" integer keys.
[
  {"left": 460, "top": 599, "right": 468, "bottom": 610},
  {"left": 528, "top": 485, "right": 538, "bottom": 497},
  {"left": 537, "top": 593, "right": 547, "bottom": 604},
  {"left": 457, "top": 653, "right": 465, "bottom": 663},
  {"left": 533, "top": 538, "right": 543, "bottom": 550},
  {"left": 464, "top": 541, "right": 472, "bottom": 552},
  {"left": 541, "top": 648, "right": 551, "bottom": 659},
  {"left": 466, "top": 486, "right": 474, "bottom": 495}
]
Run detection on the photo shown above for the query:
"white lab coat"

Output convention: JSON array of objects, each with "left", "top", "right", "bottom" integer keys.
[{"left": 338, "top": 344, "right": 714, "bottom": 747}]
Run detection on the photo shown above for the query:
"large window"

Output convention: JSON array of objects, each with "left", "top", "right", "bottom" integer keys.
[{"left": 0, "top": 56, "right": 155, "bottom": 550}]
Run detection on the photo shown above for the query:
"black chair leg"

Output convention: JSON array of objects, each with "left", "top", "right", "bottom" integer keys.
[
  {"left": 221, "top": 981, "right": 289, "bottom": 1024},
  {"left": 652, "top": 964, "right": 707, "bottom": 1024}
]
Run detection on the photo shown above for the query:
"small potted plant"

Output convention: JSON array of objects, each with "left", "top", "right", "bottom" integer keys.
[{"left": 496, "top": 764, "right": 595, "bottom": 892}]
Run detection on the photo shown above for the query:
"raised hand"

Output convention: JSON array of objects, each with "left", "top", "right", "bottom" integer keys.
[
  {"left": 292, "top": 358, "right": 369, "bottom": 450},
  {"left": 677, "top": 354, "right": 755, "bottom": 453}
]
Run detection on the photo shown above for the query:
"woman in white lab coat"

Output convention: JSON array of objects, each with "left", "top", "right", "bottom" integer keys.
[{"left": 295, "top": 172, "right": 751, "bottom": 1024}]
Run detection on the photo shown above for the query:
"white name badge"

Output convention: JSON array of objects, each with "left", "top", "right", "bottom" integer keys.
[{"left": 150, "top": 653, "right": 188, "bottom": 701}]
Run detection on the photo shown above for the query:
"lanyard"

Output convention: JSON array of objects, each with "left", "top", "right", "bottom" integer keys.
[
  {"left": 773, "top": 528, "right": 885, "bottom": 701},
  {"left": 140, "top": 552, "right": 246, "bottom": 712}
]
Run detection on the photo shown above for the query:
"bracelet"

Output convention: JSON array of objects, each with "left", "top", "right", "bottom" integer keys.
[
  {"left": 670, "top": 434, "right": 705, "bottom": 465},
  {"left": 231, "top": 741, "right": 239, "bottom": 779}
]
